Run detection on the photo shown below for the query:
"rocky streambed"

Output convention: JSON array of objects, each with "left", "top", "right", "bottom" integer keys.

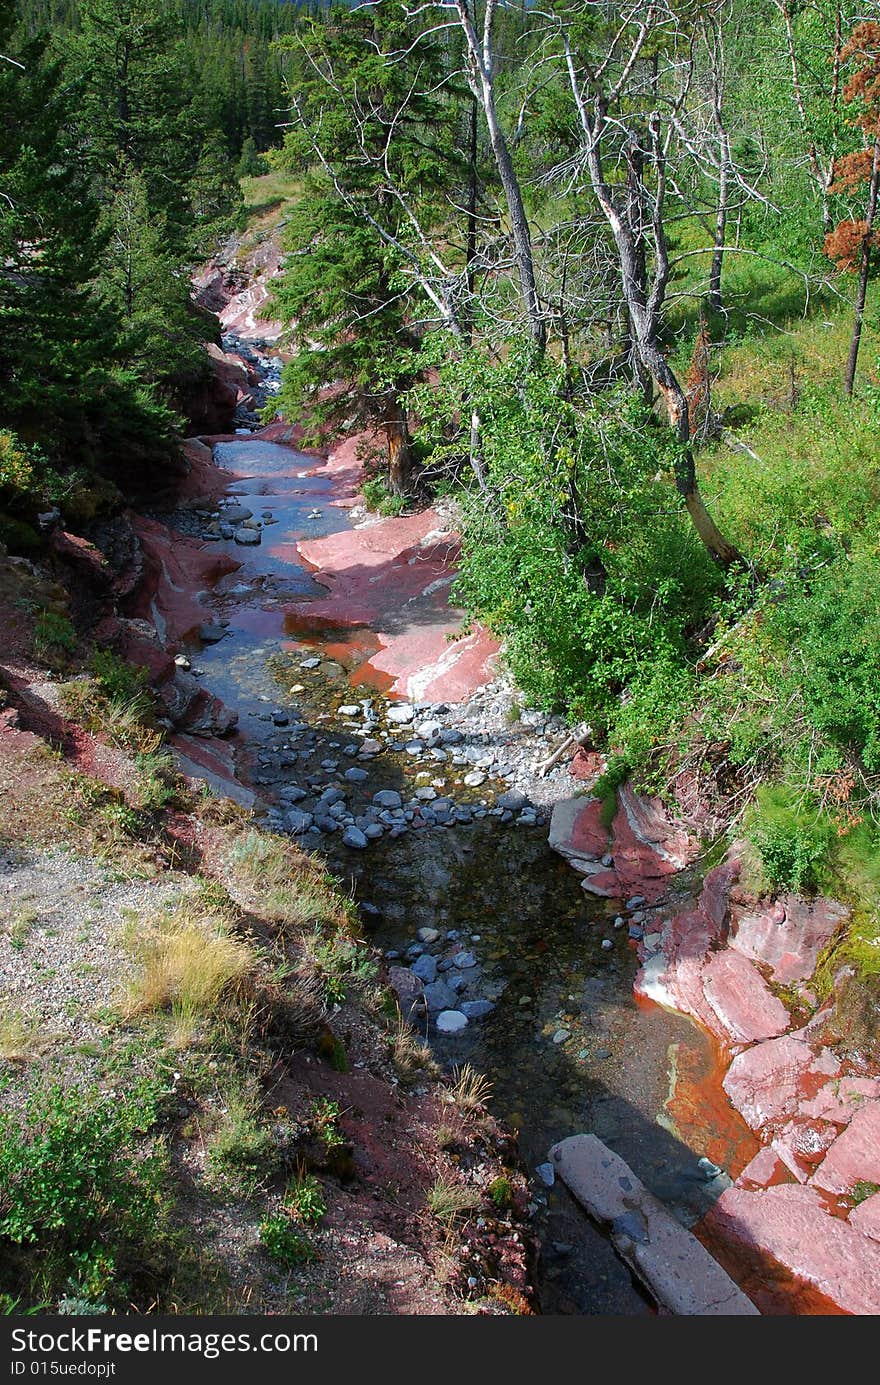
[{"left": 117, "top": 319, "right": 880, "bottom": 1316}]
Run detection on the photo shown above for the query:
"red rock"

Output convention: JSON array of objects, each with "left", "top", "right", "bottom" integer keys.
[
  {"left": 635, "top": 907, "right": 725, "bottom": 1033},
  {"left": 736, "top": 1146, "right": 793, "bottom": 1190},
  {"left": 700, "top": 858, "right": 742, "bottom": 931},
  {"left": 293, "top": 507, "right": 499, "bottom": 701},
  {"left": 580, "top": 869, "right": 621, "bottom": 899},
  {"left": 811, "top": 1101, "right": 880, "bottom": 1196},
  {"left": 617, "top": 783, "right": 698, "bottom": 869},
  {"left": 570, "top": 747, "right": 605, "bottom": 782},
  {"left": 609, "top": 802, "right": 678, "bottom": 904},
  {"left": 770, "top": 1117, "right": 839, "bottom": 1182},
  {"left": 548, "top": 797, "right": 610, "bottom": 863},
  {"left": 701, "top": 949, "right": 790, "bottom": 1047},
  {"left": 849, "top": 1192, "right": 880, "bottom": 1242},
  {"left": 730, "top": 894, "right": 848, "bottom": 985},
  {"left": 723, "top": 1034, "right": 841, "bottom": 1133},
  {"left": 703, "top": 1183, "right": 880, "bottom": 1314},
  {"left": 49, "top": 530, "right": 111, "bottom": 587},
  {"left": 801, "top": 1076, "right": 880, "bottom": 1125}
]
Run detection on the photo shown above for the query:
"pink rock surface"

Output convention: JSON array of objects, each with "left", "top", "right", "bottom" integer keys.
[
  {"left": 704, "top": 1183, "right": 880, "bottom": 1314},
  {"left": 770, "top": 1117, "right": 839, "bottom": 1182},
  {"left": 635, "top": 907, "right": 726, "bottom": 1033},
  {"left": 731, "top": 895, "right": 848, "bottom": 985},
  {"left": 701, "top": 949, "right": 791, "bottom": 1047},
  {"left": 801, "top": 1076, "right": 880, "bottom": 1125},
  {"left": 293, "top": 509, "right": 499, "bottom": 702},
  {"left": 849, "top": 1192, "right": 880, "bottom": 1242},
  {"left": 610, "top": 803, "right": 677, "bottom": 903},
  {"left": 723, "top": 1035, "right": 841, "bottom": 1133},
  {"left": 548, "top": 797, "right": 610, "bottom": 863},
  {"left": 811, "top": 1102, "right": 880, "bottom": 1196},
  {"left": 736, "top": 1146, "right": 793, "bottom": 1190},
  {"left": 617, "top": 783, "right": 698, "bottom": 869}
]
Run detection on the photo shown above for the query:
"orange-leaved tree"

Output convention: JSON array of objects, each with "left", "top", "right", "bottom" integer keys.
[{"left": 824, "top": 21, "right": 880, "bottom": 396}]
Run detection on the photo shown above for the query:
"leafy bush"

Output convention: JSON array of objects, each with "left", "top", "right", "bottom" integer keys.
[
  {"left": 745, "top": 786, "right": 836, "bottom": 894},
  {"left": 0, "top": 1078, "right": 166, "bottom": 1308},
  {"left": 33, "top": 611, "right": 76, "bottom": 663},
  {"left": 259, "top": 1214, "right": 316, "bottom": 1266},
  {"left": 284, "top": 1173, "right": 326, "bottom": 1226}
]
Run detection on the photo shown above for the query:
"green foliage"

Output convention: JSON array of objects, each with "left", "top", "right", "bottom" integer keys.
[
  {"left": 284, "top": 1173, "right": 326, "bottom": 1227},
  {"left": 205, "top": 1085, "right": 279, "bottom": 1201},
  {"left": 488, "top": 1175, "right": 513, "bottom": 1209},
  {"left": 304, "top": 929, "right": 378, "bottom": 1008},
  {"left": 745, "top": 786, "right": 837, "bottom": 894},
  {"left": 258, "top": 1213, "right": 316, "bottom": 1267},
  {"left": 33, "top": 611, "right": 76, "bottom": 663},
  {"left": 361, "top": 476, "right": 409, "bottom": 517},
  {"left": 308, "top": 1096, "right": 344, "bottom": 1153},
  {"left": 0, "top": 1077, "right": 166, "bottom": 1308}
]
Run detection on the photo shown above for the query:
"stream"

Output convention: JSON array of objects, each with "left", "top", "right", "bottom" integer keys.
[{"left": 162, "top": 335, "right": 759, "bottom": 1314}]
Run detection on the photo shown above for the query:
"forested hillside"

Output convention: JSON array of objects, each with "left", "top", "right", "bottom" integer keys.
[{"left": 263, "top": 0, "right": 880, "bottom": 964}]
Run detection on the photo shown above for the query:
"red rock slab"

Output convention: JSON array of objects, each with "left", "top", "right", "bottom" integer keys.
[
  {"left": 375, "top": 626, "right": 500, "bottom": 704},
  {"left": 849, "top": 1192, "right": 880, "bottom": 1242},
  {"left": 548, "top": 797, "right": 611, "bottom": 863},
  {"left": 723, "top": 1034, "right": 841, "bottom": 1134},
  {"left": 617, "top": 783, "right": 699, "bottom": 869},
  {"left": 770, "top": 1117, "right": 840, "bottom": 1182},
  {"left": 701, "top": 949, "right": 791, "bottom": 1047},
  {"left": 129, "top": 516, "right": 240, "bottom": 646},
  {"left": 730, "top": 894, "right": 848, "bottom": 986},
  {"left": 635, "top": 907, "right": 725, "bottom": 1034},
  {"left": 700, "top": 858, "right": 742, "bottom": 931},
  {"left": 702, "top": 1183, "right": 880, "bottom": 1314},
  {"left": 810, "top": 1102, "right": 880, "bottom": 1196},
  {"left": 169, "top": 732, "right": 254, "bottom": 809},
  {"left": 800, "top": 1075, "right": 880, "bottom": 1125},
  {"left": 569, "top": 747, "right": 605, "bottom": 782},
  {"left": 610, "top": 803, "right": 678, "bottom": 903},
  {"left": 736, "top": 1146, "right": 794, "bottom": 1190}
]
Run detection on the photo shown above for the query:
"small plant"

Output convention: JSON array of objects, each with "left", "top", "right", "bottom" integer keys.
[
  {"left": 487, "top": 1175, "right": 513, "bottom": 1209},
  {"left": 284, "top": 1172, "right": 326, "bottom": 1227},
  {"left": 259, "top": 1213, "right": 316, "bottom": 1267},
  {"left": 0, "top": 1010, "right": 50, "bottom": 1062},
  {"left": 426, "top": 1175, "right": 480, "bottom": 1224},
  {"left": 308, "top": 1096, "right": 345, "bottom": 1152},
  {"left": 33, "top": 610, "right": 76, "bottom": 665},
  {"left": 361, "top": 476, "right": 408, "bottom": 517},
  {"left": 120, "top": 904, "right": 254, "bottom": 1037},
  {"left": 447, "top": 1062, "right": 493, "bottom": 1113},
  {"left": 390, "top": 1019, "right": 439, "bottom": 1086},
  {"left": 90, "top": 649, "right": 148, "bottom": 704},
  {"left": 301, "top": 927, "right": 378, "bottom": 1007},
  {"left": 205, "top": 1084, "right": 279, "bottom": 1200},
  {"left": 851, "top": 1180, "right": 880, "bottom": 1205}
]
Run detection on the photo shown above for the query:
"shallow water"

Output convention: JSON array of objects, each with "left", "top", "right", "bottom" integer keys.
[{"left": 172, "top": 407, "right": 758, "bottom": 1314}]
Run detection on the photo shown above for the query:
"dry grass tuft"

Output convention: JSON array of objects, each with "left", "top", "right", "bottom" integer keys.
[
  {"left": 426, "top": 1175, "right": 480, "bottom": 1224},
  {"left": 0, "top": 1008, "right": 52, "bottom": 1062},
  {"left": 119, "top": 903, "right": 255, "bottom": 1037},
  {"left": 226, "top": 830, "right": 355, "bottom": 934},
  {"left": 390, "top": 1019, "right": 439, "bottom": 1085},
  {"left": 446, "top": 1062, "right": 493, "bottom": 1113}
]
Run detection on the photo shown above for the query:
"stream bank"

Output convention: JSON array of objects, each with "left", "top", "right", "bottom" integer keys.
[{"left": 119, "top": 330, "right": 771, "bottom": 1315}]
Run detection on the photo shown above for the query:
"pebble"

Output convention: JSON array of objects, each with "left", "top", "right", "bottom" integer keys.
[
  {"left": 411, "top": 954, "right": 438, "bottom": 983},
  {"left": 342, "top": 827, "right": 368, "bottom": 849},
  {"left": 338, "top": 704, "right": 360, "bottom": 716},
  {"left": 497, "top": 789, "right": 527, "bottom": 810},
  {"left": 601, "top": 939, "right": 613, "bottom": 951},
  {"left": 463, "top": 771, "right": 486, "bottom": 787},
  {"left": 625, "top": 895, "right": 647, "bottom": 910},
  {"left": 387, "top": 704, "right": 415, "bottom": 724},
  {"left": 373, "top": 789, "right": 402, "bottom": 808},
  {"left": 417, "top": 928, "right": 440, "bottom": 944},
  {"left": 436, "top": 1009, "right": 468, "bottom": 1035},
  {"left": 344, "top": 767, "right": 369, "bottom": 783},
  {"left": 452, "top": 951, "right": 476, "bottom": 969},
  {"left": 300, "top": 657, "right": 321, "bottom": 670},
  {"left": 697, "top": 1158, "right": 723, "bottom": 1181},
  {"left": 552, "top": 1029, "right": 570, "bottom": 1045},
  {"left": 233, "top": 526, "right": 260, "bottom": 544},
  {"left": 535, "top": 1163, "right": 555, "bottom": 1188},
  {"left": 285, "top": 809, "right": 313, "bottom": 834},
  {"left": 595, "top": 1048, "right": 612, "bottom": 1060}
]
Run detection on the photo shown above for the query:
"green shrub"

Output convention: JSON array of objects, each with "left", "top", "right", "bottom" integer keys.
[
  {"left": 488, "top": 1176, "right": 513, "bottom": 1208},
  {"left": 205, "top": 1086, "right": 279, "bottom": 1200},
  {"left": 745, "top": 786, "right": 836, "bottom": 894},
  {"left": 33, "top": 611, "right": 76, "bottom": 663},
  {"left": 0, "top": 1078, "right": 166, "bottom": 1308},
  {"left": 90, "top": 648, "right": 149, "bottom": 704},
  {"left": 284, "top": 1173, "right": 326, "bottom": 1227},
  {"left": 259, "top": 1213, "right": 316, "bottom": 1266}
]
